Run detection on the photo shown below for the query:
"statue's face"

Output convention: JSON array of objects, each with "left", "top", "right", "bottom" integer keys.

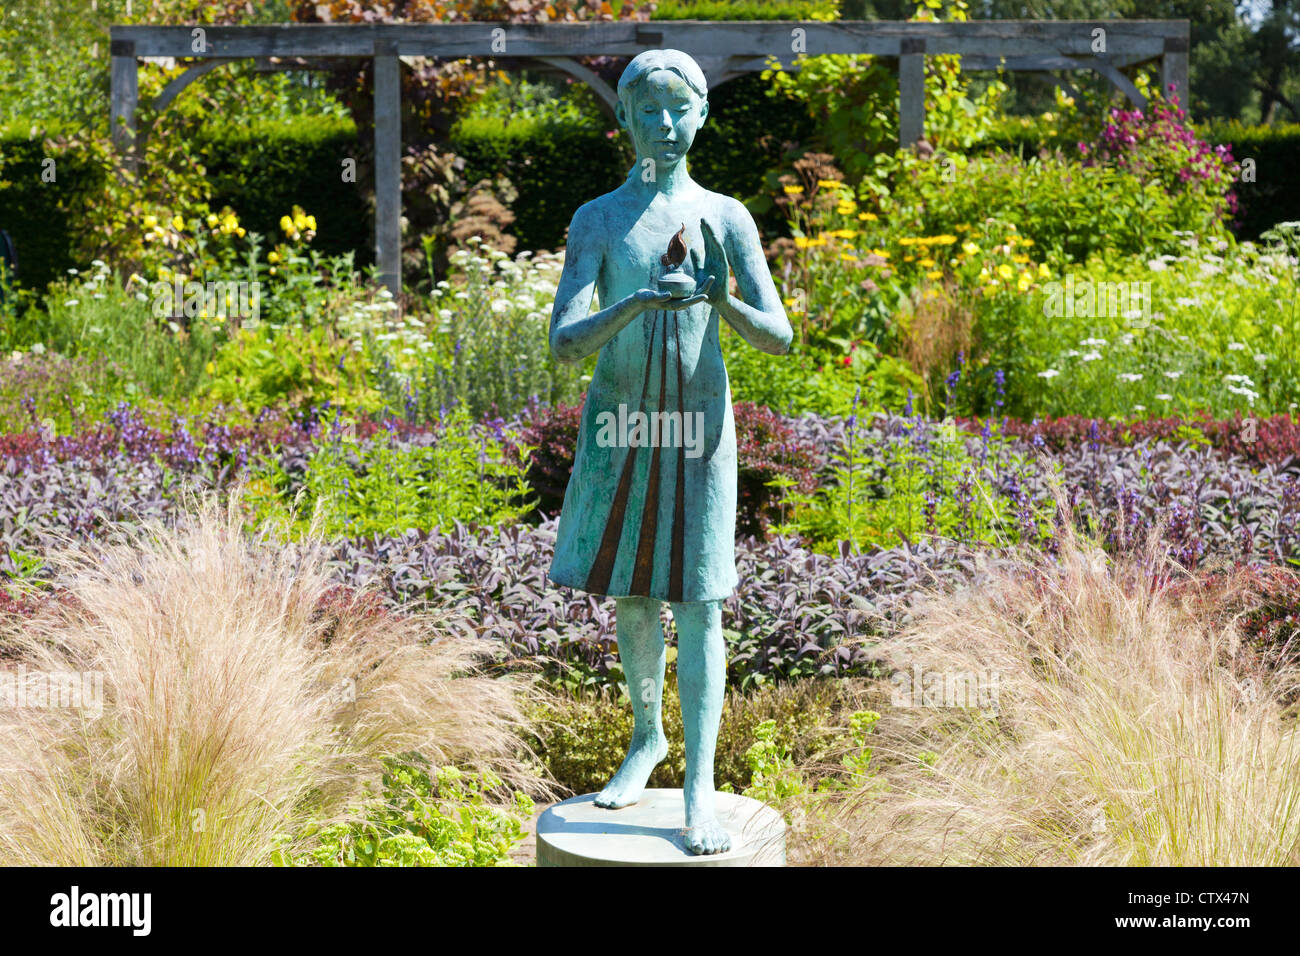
[{"left": 617, "top": 68, "right": 709, "bottom": 169}]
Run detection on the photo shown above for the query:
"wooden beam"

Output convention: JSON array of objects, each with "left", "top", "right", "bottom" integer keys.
[
  {"left": 109, "top": 20, "right": 1188, "bottom": 60},
  {"left": 110, "top": 38, "right": 138, "bottom": 168},
  {"left": 374, "top": 39, "right": 402, "bottom": 296},
  {"left": 899, "top": 38, "right": 925, "bottom": 149},
  {"left": 1161, "top": 35, "right": 1190, "bottom": 115}
]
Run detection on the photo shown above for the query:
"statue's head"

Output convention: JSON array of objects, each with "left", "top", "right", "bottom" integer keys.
[{"left": 615, "top": 49, "right": 709, "bottom": 170}]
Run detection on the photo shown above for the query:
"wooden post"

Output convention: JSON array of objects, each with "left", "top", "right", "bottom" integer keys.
[
  {"left": 110, "top": 39, "right": 138, "bottom": 171},
  {"left": 1161, "top": 33, "right": 1190, "bottom": 116},
  {"left": 373, "top": 39, "right": 402, "bottom": 296},
  {"left": 899, "top": 37, "right": 925, "bottom": 149}
]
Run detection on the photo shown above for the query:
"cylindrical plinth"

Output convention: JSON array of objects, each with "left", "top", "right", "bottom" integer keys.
[{"left": 536, "top": 789, "right": 785, "bottom": 867}]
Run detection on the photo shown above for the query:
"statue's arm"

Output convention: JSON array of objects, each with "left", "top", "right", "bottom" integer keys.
[
  {"left": 716, "top": 201, "right": 793, "bottom": 356},
  {"left": 549, "top": 203, "right": 649, "bottom": 363}
]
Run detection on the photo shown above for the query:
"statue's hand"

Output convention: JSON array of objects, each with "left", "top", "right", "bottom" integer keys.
[
  {"left": 695, "top": 219, "right": 730, "bottom": 308},
  {"left": 632, "top": 288, "right": 709, "bottom": 312}
]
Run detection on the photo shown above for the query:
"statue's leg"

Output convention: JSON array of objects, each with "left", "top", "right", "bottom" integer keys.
[
  {"left": 594, "top": 595, "right": 669, "bottom": 809},
  {"left": 672, "top": 598, "right": 732, "bottom": 855}
]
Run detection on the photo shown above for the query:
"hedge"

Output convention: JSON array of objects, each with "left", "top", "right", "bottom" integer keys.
[
  {"left": 0, "top": 124, "right": 105, "bottom": 293},
  {"left": 976, "top": 116, "right": 1300, "bottom": 241},
  {"left": 195, "top": 114, "right": 370, "bottom": 267}
]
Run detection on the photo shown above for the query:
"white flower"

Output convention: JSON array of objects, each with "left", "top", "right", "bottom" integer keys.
[
  {"left": 1227, "top": 341, "right": 1245, "bottom": 351},
  {"left": 1255, "top": 353, "right": 1268, "bottom": 365},
  {"left": 1082, "top": 351, "right": 1101, "bottom": 362},
  {"left": 491, "top": 299, "right": 510, "bottom": 313},
  {"left": 1164, "top": 370, "right": 1183, "bottom": 379},
  {"left": 64, "top": 299, "right": 79, "bottom": 307},
  {"left": 1156, "top": 393, "right": 1173, "bottom": 401},
  {"left": 1224, "top": 374, "right": 1254, "bottom": 385},
  {"left": 1037, "top": 369, "right": 1060, "bottom": 379},
  {"left": 1133, "top": 405, "right": 1146, "bottom": 412},
  {"left": 1147, "top": 259, "right": 1167, "bottom": 271},
  {"left": 1081, "top": 337, "right": 1107, "bottom": 347},
  {"left": 1118, "top": 372, "right": 1143, "bottom": 383},
  {"left": 1175, "top": 297, "right": 1200, "bottom": 308}
]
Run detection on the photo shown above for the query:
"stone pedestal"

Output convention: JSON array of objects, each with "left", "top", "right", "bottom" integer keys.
[{"left": 536, "top": 789, "right": 785, "bottom": 867}]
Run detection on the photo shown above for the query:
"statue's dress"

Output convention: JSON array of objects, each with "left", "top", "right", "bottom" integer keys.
[{"left": 548, "top": 286, "right": 738, "bottom": 604}]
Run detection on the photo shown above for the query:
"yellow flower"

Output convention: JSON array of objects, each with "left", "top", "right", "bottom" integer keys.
[
  {"left": 142, "top": 214, "right": 158, "bottom": 229},
  {"left": 918, "top": 257, "right": 935, "bottom": 268},
  {"left": 871, "top": 248, "right": 890, "bottom": 258},
  {"left": 929, "top": 235, "right": 957, "bottom": 246},
  {"left": 269, "top": 266, "right": 277, "bottom": 275},
  {"left": 1038, "top": 262, "right": 1051, "bottom": 278},
  {"left": 816, "top": 179, "right": 842, "bottom": 189},
  {"left": 961, "top": 241, "right": 980, "bottom": 256},
  {"left": 926, "top": 270, "right": 943, "bottom": 279},
  {"left": 996, "top": 263, "right": 1015, "bottom": 281},
  {"left": 899, "top": 237, "right": 917, "bottom": 246},
  {"left": 904, "top": 254, "right": 915, "bottom": 262},
  {"left": 794, "top": 235, "right": 813, "bottom": 249},
  {"left": 1020, "top": 237, "right": 1034, "bottom": 247},
  {"left": 827, "top": 228, "right": 858, "bottom": 239},
  {"left": 305, "top": 215, "right": 317, "bottom": 232},
  {"left": 1012, "top": 254, "right": 1030, "bottom": 264},
  {"left": 235, "top": 227, "right": 245, "bottom": 238},
  {"left": 206, "top": 213, "right": 219, "bottom": 228},
  {"left": 205, "top": 361, "right": 216, "bottom": 375},
  {"left": 171, "top": 215, "right": 185, "bottom": 231},
  {"left": 280, "top": 215, "right": 294, "bottom": 234},
  {"left": 1017, "top": 273, "right": 1031, "bottom": 292},
  {"left": 268, "top": 250, "right": 281, "bottom": 264},
  {"left": 783, "top": 184, "right": 804, "bottom": 195},
  {"left": 836, "top": 204, "right": 856, "bottom": 216},
  {"left": 858, "top": 212, "right": 878, "bottom": 221},
  {"left": 840, "top": 253, "right": 858, "bottom": 262}
]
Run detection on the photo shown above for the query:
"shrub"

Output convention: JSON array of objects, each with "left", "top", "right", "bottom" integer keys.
[
  {"left": 281, "top": 756, "right": 534, "bottom": 867},
  {"left": 0, "top": 491, "right": 537, "bottom": 866},
  {"left": 247, "top": 407, "right": 535, "bottom": 539},
  {"left": 794, "top": 525, "right": 1300, "bottom": 866}
]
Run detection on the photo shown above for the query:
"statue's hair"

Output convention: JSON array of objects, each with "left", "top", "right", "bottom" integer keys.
[{"left": 616, "top": 49, "right": 708, "bottom": 108}]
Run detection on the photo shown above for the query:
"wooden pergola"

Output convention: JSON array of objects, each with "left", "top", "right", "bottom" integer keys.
[{"left": 109, "top": 19, "right": 1191, "bottom": 294}]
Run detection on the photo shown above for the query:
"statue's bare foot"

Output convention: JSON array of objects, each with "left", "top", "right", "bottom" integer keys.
[
  {"left": 594, "top": 733, "right": 668, "bottom": 809},
  {"left": 684, "top": 795, "right": 732, "bottom": 855},
  {"left": 684, "top": 817, "right": 731, "bottom": 855}
]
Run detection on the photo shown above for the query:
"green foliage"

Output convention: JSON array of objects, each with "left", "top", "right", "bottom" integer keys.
[
  {"left": 204, "top": 323, "right": 380, "bottom": 415},
  {"left": 248, "top": 407, "right": 534, "bottom": 539},
  {"left": 777, "top": 411, "right": 1048, "bottom": 552},
  {"left": 281, "top": 755, "right": 533, "bottom": 867},
  {"left": 722, "top": 709, "right": 881, "bottom": 818},
  {"left": 762, "top": 0, "right": 1006, "bottom": 190}
]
